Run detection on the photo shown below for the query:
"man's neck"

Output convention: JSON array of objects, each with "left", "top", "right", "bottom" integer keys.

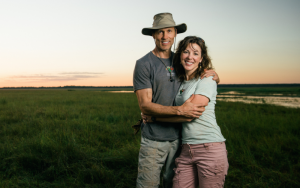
[{"left": 152, "top": 47, "right": 171, "bottom": 59}]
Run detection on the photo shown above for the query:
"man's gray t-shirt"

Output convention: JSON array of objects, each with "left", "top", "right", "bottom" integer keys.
[{"left": 133, "top": 51, "right": 181, "bottom": 141}]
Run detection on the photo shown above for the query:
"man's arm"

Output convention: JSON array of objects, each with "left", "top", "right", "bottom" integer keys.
[
  {"left": 136, "top": 88, "right": 206, "bottom": 119},
  {"left": 143, "top": 94, "right": 209, "bottom": 123}
]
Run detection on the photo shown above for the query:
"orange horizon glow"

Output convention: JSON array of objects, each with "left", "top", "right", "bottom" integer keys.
[
  {"left": 1, "top": 72, "right": 299, "bottom": 88},
  {"left": 1, "top": 1, "right": 299, "bottom": 88}
]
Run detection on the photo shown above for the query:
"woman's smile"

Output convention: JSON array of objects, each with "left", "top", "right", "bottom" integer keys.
[
  {"left": 183, "top": 61, "right": 194, "bottom": 66},
  {"left": 180, "top": 43, "right": 203, "bottom": 79}
]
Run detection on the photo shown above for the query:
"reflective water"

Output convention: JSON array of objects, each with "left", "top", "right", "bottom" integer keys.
[
  {"left": 217, "top": 95, "right": 300, "bottom": 108},
  {"left": 219, "top": 91, "right": 245, "bottom": 95},
  {"left": 105, "top": 91, "right": 300, "bottom": 108}
]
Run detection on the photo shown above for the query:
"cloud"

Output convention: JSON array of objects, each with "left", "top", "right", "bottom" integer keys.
[
  {"left": 6, "top": 72, "right": 104, "bottom": 83},
  {"left": 59, "top": 72, "right": 103, "bottom": 75}
]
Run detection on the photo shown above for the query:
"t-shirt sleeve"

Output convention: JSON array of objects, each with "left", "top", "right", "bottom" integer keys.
[
  {"left": 133, "top": 59, "right": 152, "bottom": 91},
  {"left": 194, "top": 76, "right": 217, "bottom": 101}
]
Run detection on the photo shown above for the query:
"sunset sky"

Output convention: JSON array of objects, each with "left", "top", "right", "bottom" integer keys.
[{"left": 1, "top": 0, "right": 299, "bottom": 87}]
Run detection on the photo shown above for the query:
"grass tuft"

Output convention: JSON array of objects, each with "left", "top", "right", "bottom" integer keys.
[{"left": 0, "top": 98, "right": 7, "bottom": 105}]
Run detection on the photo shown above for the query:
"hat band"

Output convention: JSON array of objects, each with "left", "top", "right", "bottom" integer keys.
[
  {"left": 153, "top": 20, "right": 176, "bottom": 27},
  {"left": 151, "top": 24, "right": 177, "bottom": 29}
]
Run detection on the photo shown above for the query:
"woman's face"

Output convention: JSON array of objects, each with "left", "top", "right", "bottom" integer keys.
[{"left": 180, "top": 43, "right": 203, "bottom": 74}]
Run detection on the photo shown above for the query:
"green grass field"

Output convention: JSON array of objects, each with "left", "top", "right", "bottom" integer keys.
[{"left": 0, "top": 89, "right": 299, "bottom": 187}]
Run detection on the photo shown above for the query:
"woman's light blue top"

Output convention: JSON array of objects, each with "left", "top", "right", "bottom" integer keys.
[{"left": 175, "top": 76, "right": 226, "bottom": 144}]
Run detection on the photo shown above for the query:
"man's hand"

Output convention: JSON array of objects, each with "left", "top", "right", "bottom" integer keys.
[
  {"left": 177, "top": 94, "right": 206, "bottom": 118},
  {"left": 201, "top": 69, "right": 220, "bottom": 84}
]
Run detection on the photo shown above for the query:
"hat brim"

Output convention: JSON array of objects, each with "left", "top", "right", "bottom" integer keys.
[{"left": 142, "top": 23, "right": 187, "bottom": 36}]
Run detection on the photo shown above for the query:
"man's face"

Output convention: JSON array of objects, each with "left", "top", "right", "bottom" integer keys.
[{"left": 152, "top": 27, "right": 177, "bottom": 52}]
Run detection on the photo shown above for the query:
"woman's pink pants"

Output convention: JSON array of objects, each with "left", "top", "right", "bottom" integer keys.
[{"left": 172, "top": 142, "right": 229, "bottom": 188}]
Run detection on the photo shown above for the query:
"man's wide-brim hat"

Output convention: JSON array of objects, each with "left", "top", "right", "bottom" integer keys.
[{"left": 142, "top": 13, "right": 187, "bottom": 36}]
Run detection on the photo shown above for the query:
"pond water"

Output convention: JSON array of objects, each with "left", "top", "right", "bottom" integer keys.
[
  {"left": 105, "top": 91, "right": 300, "bottom": 108},
  {"left": 217, "top": 95, "right": 300, "bottom": 108},
  {"left": 218, "top": 91, "right": 245, "bottom": 95}
]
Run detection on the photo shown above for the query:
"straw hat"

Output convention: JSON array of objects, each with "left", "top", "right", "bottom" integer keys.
[{"left": 142, "top": 13, "right": 187, "bottom": 36}]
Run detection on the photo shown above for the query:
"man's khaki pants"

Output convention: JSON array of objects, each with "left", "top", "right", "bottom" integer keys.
[{"left": 136, "top": 135, "right": 180, "bottom": 188}]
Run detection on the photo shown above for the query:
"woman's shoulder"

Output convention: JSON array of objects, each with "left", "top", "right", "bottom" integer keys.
[{"left": 194, "top": 76, "right": 217, "bottom": 90}]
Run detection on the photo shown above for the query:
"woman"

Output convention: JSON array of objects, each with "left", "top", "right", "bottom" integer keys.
[{"left": 143, "top": 36, "right": 228, "bottom": 188}]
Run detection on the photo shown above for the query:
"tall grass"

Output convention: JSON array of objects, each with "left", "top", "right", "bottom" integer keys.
[
  {"left": 217, "top": 101, "right": 300, "bottom": 187},
  {"left": 0, "top": 90, "right": 141, "bottom": 187},
  {"left": 0, "top": 90, "right": 299, "bottom": 187}
]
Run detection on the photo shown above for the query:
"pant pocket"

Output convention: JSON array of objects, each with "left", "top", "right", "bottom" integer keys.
[{"left": 200, "top": 159, "right": 225, "bottom": 178}]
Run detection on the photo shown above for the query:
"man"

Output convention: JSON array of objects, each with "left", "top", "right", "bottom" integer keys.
[{"left": 133, "top": 13, "right": 219, "bottom": 188}]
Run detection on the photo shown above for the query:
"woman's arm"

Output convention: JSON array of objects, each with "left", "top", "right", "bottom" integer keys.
[
  {"left": 143, "top": 94, "right": 210, "bottom": 123},
  {"left": 156, "top": 116, "right": 193, "bottom": 123},
  {"left": 136, "top": 89, "right": 205, "bottom": 118}
]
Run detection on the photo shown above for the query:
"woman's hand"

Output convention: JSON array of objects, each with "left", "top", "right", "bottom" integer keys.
[{"left": 141, "top": 113, "right": 153, "bottom": 123}]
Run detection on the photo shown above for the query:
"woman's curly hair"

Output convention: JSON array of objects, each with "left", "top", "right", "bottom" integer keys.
[{"left": 173, "top": 36, "right": 213, "bottom": 82}]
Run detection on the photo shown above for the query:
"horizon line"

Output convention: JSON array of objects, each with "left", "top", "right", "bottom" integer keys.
[{"left": 1, "top": 83, "right": 300, "bottom": 89}]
